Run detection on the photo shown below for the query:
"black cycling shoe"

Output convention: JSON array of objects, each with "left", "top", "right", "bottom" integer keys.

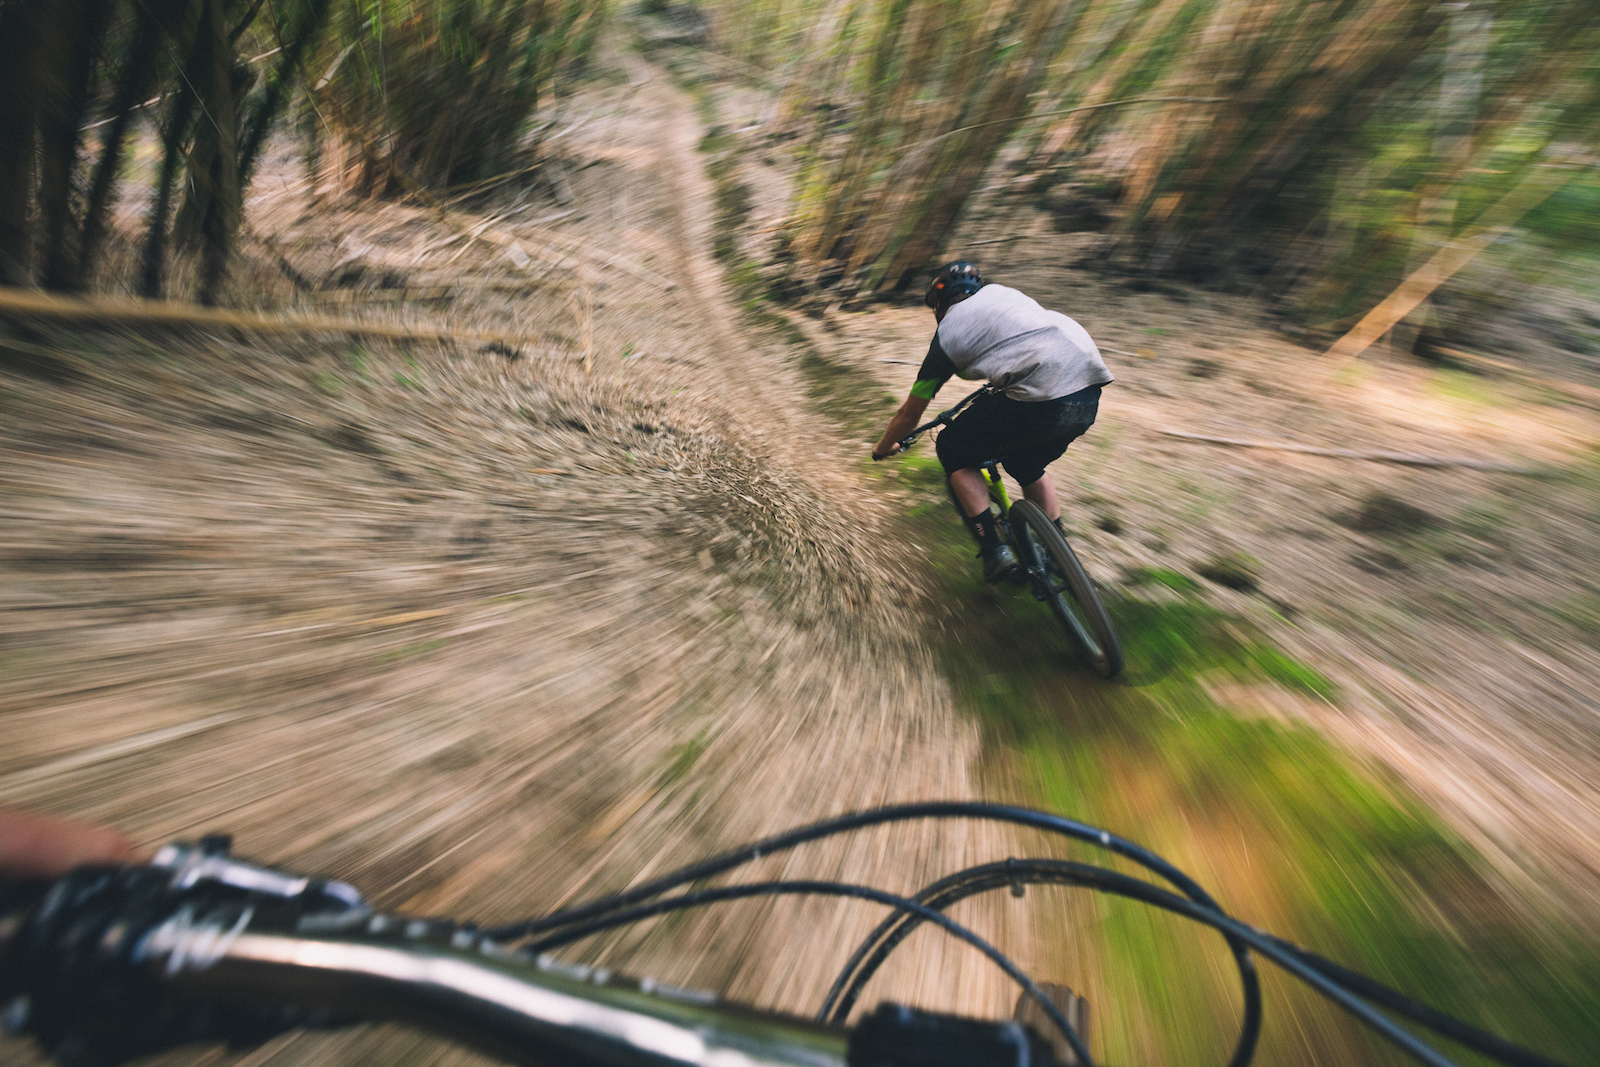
[{"left": 980, "top": 543, "right": 1019, "bottom": 583}]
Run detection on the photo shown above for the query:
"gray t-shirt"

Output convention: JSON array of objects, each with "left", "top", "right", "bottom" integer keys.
[{"left": 915, "top": 284, "right": 1113, "bottom": 402}]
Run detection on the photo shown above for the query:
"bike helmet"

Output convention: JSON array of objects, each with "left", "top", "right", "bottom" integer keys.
[{"left": 924, "top": 260, "right": 984, "bottom": 310}]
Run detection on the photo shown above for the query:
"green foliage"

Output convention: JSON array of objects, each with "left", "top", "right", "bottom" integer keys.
[
  {"left": 702, "top": 0, "right": 1600, "bottom": 317},
  {"left": 658, "top": 734, "right": 708, "bottom": 786},
  {"left": 344, "top": 347, "right": 371, "bottom": 379},
  {"left": 1124, "top": 566, "right": 1200, "bottom": 595},
  {"left": 314, "top": 0, "right": 606, "bottom": 193},
  {"left": 1551, "top": 592, "right": 1600, "bottom": 637},
  {"left": 1247, "top": 645, "right": 1335, "bottom": 700}
]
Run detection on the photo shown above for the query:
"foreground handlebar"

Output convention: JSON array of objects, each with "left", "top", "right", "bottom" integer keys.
[
  {"left": 9, "top": 808, "right": 1565, "bottom": 1067},
  {"left": 0, "top": 844, "right": 1058, "bottom": 1067},
  {"left": 159, "top": 922, "right": 853, "bottom": 1067}
]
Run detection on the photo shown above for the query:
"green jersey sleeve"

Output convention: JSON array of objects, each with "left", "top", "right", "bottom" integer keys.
[{"left": 910, "top": 333, "right": 956, "bottom": 400}]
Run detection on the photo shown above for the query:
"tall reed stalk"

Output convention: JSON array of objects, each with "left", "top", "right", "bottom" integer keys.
[
  {"left": 312, "top": 0, "right": 606, "bottom": 195},
  {"left": 748, "top": 0, "right": 1599, "bottom": 314}
]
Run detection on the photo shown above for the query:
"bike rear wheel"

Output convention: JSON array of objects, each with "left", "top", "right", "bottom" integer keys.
[{"left": 1010, "top": 500, "right": 1123, "bottom": 678}]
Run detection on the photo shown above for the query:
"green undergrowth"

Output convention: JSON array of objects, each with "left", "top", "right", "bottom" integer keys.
[
  {"left": 894, "top": 447, "right": 1597, "bottom": 1063},
  {"left": 804, "top": 345, "right": 1598, "bottom": 1062},
  {"left": 676, "top": 39, "right": 1600, "bottom": 1065}
]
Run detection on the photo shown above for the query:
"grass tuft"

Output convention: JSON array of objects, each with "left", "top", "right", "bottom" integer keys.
[{"left": 1197, "top": 551, "right": 1261, "bottom": 592}]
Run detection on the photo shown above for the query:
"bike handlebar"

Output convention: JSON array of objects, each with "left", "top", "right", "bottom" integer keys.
[
  {"left": 0, "top": 837, "right": 1054, "bottom": 1067},
  {"left": 874, "top": 387, "right": 994, "bottom": 460},
  {"left": 0, "top": 804, "right": 1575, "bottom": 1067},
  {"left": 148, "top": 920, "right": 852, "bottom": 1067}
]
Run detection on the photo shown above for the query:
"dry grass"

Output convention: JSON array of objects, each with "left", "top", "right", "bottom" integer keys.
[{"left": 312, "top": 0, "right": 606, "bottom": 195}]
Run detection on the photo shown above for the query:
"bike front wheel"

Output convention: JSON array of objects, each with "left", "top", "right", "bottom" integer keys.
[{"left": 1010, "top": 500, "right": 1123, "bottom": 678}]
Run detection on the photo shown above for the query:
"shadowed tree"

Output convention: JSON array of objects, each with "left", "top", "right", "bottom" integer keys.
[
  {"left": 0, "top": 0, "right": 334, "bottom": 298},
  {"left": 0, "top": 0, "right": 46, "bottom": 285}
]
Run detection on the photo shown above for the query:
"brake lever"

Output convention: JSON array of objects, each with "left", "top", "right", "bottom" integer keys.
[
  {"left": 151, "top": 835, "right": 365, "bottom": 914},
  {"left": 1, "top": 837, "right": 366, "bottom": 1066}
]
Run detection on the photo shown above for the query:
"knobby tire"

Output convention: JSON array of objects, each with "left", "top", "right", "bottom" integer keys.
[{"left": 1010, "top": 500, "right": 1123, "bottom": 678}]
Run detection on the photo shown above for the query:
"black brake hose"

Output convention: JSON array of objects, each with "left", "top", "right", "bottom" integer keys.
[
  {"left": 513, "top": 859, "right": 1565, "bottom": 1067},
  {"left": 486, "top": 802, "right": 1262, "bottom": 1067},
  {"left": 520, "top": 879, "right": 1096, "bottom": 1067},
  {"left": 820, "top": 859, "right": 1257, "bottom": 1067},
  {"left": 486, "top": 802, "right": 1229, "bottom": 938},
  {"left": 513, "top": 844, "right": 1566, "bottom": 1067},
  {"left": 1258, "top": 934, "right": 1570, "bottom": 1067},
  {"left": 863, "top": 860, "right": 1570, "bottom": 1067}
]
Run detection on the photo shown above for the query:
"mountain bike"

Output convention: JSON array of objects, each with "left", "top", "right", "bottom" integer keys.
[
  {"left": 0, "top": 802, "right": 1568, "bottom": 1067},
  {"left": 881, "top": 387, "right": 1124, "bottom": 678}
]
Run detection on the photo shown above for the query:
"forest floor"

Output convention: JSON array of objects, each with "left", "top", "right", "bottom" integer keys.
[{"left": 4, "top": 15, "right": 1600, "bottom": 1067}]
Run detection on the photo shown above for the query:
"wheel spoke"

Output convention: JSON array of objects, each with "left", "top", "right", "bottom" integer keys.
[{"left": 1007, "top": 500, "right": 1124, "bottom": 678}]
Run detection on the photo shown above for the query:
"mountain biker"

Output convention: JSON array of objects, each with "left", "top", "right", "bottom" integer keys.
[{"left": 871, "top": 262, "right": 1113, "bottom": 583}]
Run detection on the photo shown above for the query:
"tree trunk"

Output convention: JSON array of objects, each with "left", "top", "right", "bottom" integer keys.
[
  {"left": 1397, "top": 1, "right": 1490, "bottom": 357},
  {"left": 140, "top": 70, "right": 202, "bottom": 298},
  {"left": 36, "top": 0, "right": 115, "bottom": 291},
  {"left": 0, "top": 0, "right": 45, "bottom": 285},
  {"left": 77, "top": 1, "right": 179, "bottom": 286},
  {"left": 197, "top": 0, "right": 241, "bottom": 306},
  {"left": 238, "top": 0, "right": 335, "bottom": 190}
]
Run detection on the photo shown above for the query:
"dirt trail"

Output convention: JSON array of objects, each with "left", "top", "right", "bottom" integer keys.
[
  {"left": 805, "top": 226, "right": 1600, "bottom": 927},
  {"left": 634, "top": 50, "right": 818, "bottom": 471},
  {"left": 0, "top": 39, "right": 1036, "bottom": 1067}
]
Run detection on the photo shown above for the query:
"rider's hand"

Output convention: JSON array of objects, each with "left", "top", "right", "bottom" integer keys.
[
  {"left": 0, "top": 807, "right": 140, "bottom": 880},
  {"left": 871, "top": 442, "right": 902, "bottom": 461}
]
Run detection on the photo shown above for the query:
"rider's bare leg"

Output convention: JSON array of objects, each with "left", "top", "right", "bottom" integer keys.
[
  {"left": 1021, "top": 473, "right": 1060, "bottom": 521},
  {"left": 948, "top": 468, "right": 990, "bottom": 517}
]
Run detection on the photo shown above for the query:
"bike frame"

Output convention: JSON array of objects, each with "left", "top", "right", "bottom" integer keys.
[
  {"left": 890, "top": 387, "right": 1048, "bottom": 593},
  {"left": 977, "top": 462, "right": 1025, "bottom": 573},
  {"left": 983, "top": 464, "right": 1013, "bottom": 514}
]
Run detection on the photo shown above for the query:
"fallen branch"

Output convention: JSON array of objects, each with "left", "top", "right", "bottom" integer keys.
[
  {"left": 0, "top": 287, "right": 576, "bottom": 358},
  {"left": 1156, "top": 428, "right": 1535, "bottom": 474}
]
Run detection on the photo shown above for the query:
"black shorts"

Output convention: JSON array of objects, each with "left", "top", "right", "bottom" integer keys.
[{"left": 934, "top": 389, "right": 1099, "bottom": 487}]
